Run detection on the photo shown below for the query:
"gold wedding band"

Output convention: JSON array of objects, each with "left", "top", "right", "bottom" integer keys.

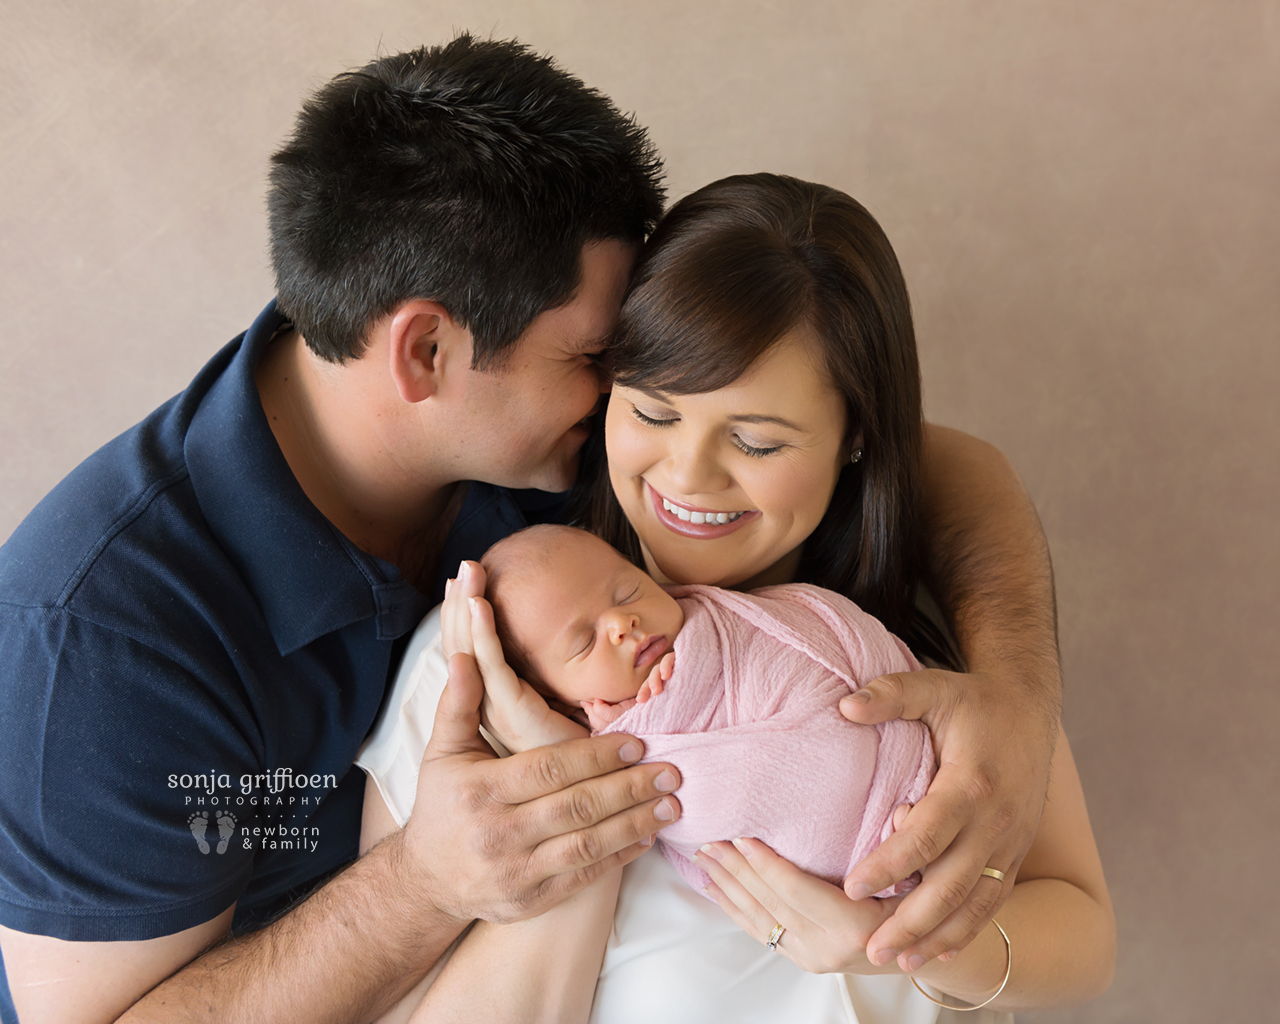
[
  {"left": 980, "top": 866, "right": 1006, "bottom": 883},
  {"left": 765, "top": 922, "right": 786, "bottom": 951}
]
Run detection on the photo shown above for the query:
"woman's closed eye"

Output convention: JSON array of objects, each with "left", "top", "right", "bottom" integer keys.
[
  {"left": 630, "top": 404, "right": 677, "bottom": 427},
  {"left": 733, "top": 434, "right": 786, "bottom": 457}
]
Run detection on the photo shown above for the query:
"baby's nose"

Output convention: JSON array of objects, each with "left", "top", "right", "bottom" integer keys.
[{"left": 606, "top": 610, "right": 638, "bottom": 643}]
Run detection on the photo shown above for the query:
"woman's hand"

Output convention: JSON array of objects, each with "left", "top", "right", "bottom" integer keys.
[
  {"left": 444, "top": 561, "right": 588, "bottom": 752},
  {"left": 839, "top": 665, "right": 1054, "bottom": 971},
  {"left": 693, "top": 837, "right": 903, "bottom": 976}
]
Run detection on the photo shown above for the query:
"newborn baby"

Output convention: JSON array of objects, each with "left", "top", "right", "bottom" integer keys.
[{"left": 481, "top": 524, "right": 935, "bottom": 896}]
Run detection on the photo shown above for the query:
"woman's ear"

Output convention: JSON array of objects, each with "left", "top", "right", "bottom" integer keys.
[{"left": 386, "top": 299, "right": 471, "bottom": 404}]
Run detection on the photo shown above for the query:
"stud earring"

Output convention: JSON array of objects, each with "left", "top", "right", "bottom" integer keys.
[{"left": 850, "top": 448, "right": 863, "bottom": 464}]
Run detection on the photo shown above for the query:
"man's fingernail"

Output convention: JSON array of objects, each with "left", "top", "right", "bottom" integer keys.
[
  {"left": 640, "top": 833, "right": 654, "bottom": 847},
  {"left": 941, "top": 949, "right": 959, "bottom": 962},
  {"left": 468, "top": 596, "right": 478, "bottom": 616},
  {"left": 655, "top": 798, "right": 676, "bottom": 821},
  {"left": 699, "top": 843, "right": 724, "bottom": 862},
  {"left": 847, "top": 689, "right": 872, "bottom": 704},
  {"left": 654, "top": 769, "right": 677, "bottom": 792},
  {"left": 459, "top": 562, "right": 470, "bottom": 581},
  {"left": 907, "top": 954, "right": 926, "bottom": 972},
  {"left": 619, "top": 741, "right": 642, "bottom": 763},
  {"left": 731, "top": 837, "right": 754, "bottom": 858},
  {"left": 445, "top": 578, "right": 453, "bottom": 596},
  {"left": 846, "top": 882, "right": 872, "bottom": 900},
  {"left": 874, "top": 948, "right": 900, "bottom": 966}
]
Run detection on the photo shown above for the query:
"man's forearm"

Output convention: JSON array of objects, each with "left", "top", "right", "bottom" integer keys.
[
  {"left": 920, "top": 424, "right": 1061, "bottom": 718},
  {"left": 121, "top": 830, "right": 462, "bottom": 1024}
]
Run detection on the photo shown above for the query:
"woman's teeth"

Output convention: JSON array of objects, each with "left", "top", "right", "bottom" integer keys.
[{"left": 661, "top": 498, "right": 745, "bottom": 524}]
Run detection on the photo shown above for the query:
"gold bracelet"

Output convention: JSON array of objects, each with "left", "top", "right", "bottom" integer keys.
[{"left": 909, "top": 919, "right": 1011, "bottom": 1012}]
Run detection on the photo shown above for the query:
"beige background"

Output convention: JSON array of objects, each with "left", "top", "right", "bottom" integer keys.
[{"left": 2, "top": 1, "right": 1277, "bottom": 1020}]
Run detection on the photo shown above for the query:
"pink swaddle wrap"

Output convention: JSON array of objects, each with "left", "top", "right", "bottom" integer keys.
[{"left": 597, "top": 583, "right": 934, "bottom": 897}]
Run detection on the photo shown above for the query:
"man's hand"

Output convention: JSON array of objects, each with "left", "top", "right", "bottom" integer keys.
[
  {"left": 839, "top": 665, "right": 1057, "bottom": 973},
  {"left": 444, "top": 560, "right": 589, "bottom": 751},
  {"left": 401, "top": 645, "right": 682, "bottom": 925}
]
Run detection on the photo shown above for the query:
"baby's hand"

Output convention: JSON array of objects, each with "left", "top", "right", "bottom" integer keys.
[
  {"left": 581, "top": 698, "right": 636, "bottom": 732},
  {"left": 636, "top": 652, "right": 675, "bottom": 704}
]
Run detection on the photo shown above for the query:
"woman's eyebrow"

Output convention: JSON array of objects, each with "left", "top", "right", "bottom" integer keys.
[
  {"left": 731, "top": 413, "right": 804, "bottom": 430},
  {"left": 631, "top": 385, "right": 674, "bottom": 404}
]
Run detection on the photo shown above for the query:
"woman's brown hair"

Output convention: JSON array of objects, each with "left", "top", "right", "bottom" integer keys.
[{"left": 569, "top": 173, "right": 928, "bottom": 643}]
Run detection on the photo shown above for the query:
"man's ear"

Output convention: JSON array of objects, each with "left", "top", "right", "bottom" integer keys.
[{"left": 386, "top": 300, "right": 471, "bottom": 404}]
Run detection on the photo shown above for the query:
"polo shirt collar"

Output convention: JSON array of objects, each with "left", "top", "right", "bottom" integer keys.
[{"left": 184, "top": 301, "right": 429, "bottom": 656}]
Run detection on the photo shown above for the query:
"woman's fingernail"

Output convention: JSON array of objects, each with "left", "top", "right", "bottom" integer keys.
[
  {"left": 654, "top": 769, "right": 677, "bottom": 792},
  {"left": 731, "top": 837, "right": 754, "bottom": 858},
  {"left": 907, "top": 954, "right": 926, "bottom": 972},
  {"left": 846, "top": 882, "right": 872, "bottom": 900},
  {"left": 655, "top": 798, "right": 676, "bottom": 821},
  {"left": 619, "top": 741, "right": 642, "bottom": 763},
  {"left": 699, "top": 843, "right": 724, "bottom": 862},
  {"left": 874, "top": 948, "right": 901, "bottom": 966}
]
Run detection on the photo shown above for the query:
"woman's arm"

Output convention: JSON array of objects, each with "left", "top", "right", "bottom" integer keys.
[
  {"left": 409, "top": 869, "right": 627, "bottom": 1024},
  {"left": 695, "top": 727, "right": 1114, "bottom": 1012},
  {"left": 841, "top": 423, "right": 1063, "bottom": 968},
  {"left": 360, "top": 778, "right": 637, "bottom": 1024}
]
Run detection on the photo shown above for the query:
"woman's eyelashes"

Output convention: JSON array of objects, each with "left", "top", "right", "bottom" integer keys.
[
  {"left": 630, "top": 404, "right": 676, "bottom": 427},
  {"left": 732, "top": 435, "right": 785, "bottom": 458},
  {"left": 630, "top": 403, "right": 787, "bottom": 457}
]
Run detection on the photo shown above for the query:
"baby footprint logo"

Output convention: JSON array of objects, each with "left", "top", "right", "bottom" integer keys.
[
  {"left": 215, "top": 812, "right": 237, "bottom": 855},
  {"left": 188, "top": 811, "right": 210, "bottom": 855}
]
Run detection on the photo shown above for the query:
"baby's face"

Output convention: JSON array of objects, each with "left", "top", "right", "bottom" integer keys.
[{"left": 504, "top": 534, "right": 685, "bottom": 706}]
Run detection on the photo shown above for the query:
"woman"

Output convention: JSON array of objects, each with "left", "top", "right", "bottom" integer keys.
[{"left": 358, "top": 174, "right": 1114, "bottom": 1021}]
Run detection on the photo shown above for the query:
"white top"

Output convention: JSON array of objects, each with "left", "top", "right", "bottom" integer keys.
[{"left": 357, "top": 609, "right": 1011, "bottom": 1024}]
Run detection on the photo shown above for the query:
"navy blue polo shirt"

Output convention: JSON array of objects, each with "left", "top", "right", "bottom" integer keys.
[{"left": 0, "top": 302, "right": 563, "bottom": 1011}]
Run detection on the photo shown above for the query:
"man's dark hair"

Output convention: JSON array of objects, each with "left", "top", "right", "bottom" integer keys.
[{"left": 268, "top": 34, "right": 665, "bottom": 366}]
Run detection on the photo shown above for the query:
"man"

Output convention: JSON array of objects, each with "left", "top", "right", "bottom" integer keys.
[{"left": 0, "top": 35, "right": 1060, "bottom": 1023}]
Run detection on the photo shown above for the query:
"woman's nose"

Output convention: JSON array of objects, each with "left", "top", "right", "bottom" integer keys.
[{"left": 665, "top": 437, "right": 730, "bottom": 496}]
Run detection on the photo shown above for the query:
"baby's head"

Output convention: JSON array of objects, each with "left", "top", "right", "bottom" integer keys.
[{"left": 481, "top": 525, "right": 685, "bottom": 708}]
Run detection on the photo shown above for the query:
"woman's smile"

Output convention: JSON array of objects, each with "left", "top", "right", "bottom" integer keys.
[{"left": 649, "top": 482, "right": 759, "bottom": 537}]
